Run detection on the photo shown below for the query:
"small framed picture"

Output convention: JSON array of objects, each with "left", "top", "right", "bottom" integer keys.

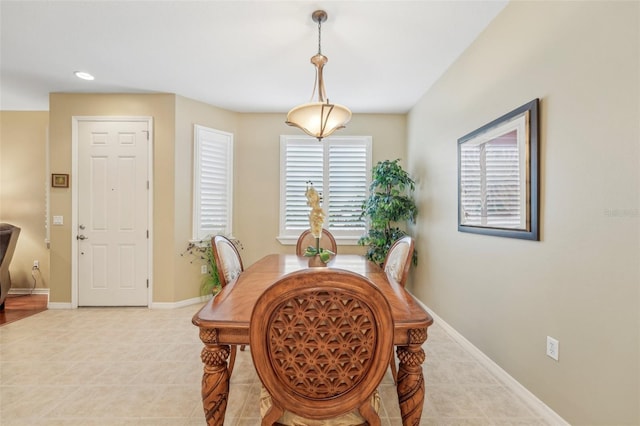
[{"left": 51, "top": 173, "right": 69, "bottom": 188}]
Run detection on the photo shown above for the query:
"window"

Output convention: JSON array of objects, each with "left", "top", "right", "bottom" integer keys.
[
  {"left": 459, "top": 130, "right": 523, "bottom": 228},
  {"left": 279, "top": 135, "right": 372, "bottom": 244},
  {"left": 193, "top": 125, "right": 233, "bottom": 241}
]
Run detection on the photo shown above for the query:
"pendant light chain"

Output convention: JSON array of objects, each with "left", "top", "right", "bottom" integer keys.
[
  {"left": 317, "top": 17, "right": 322, "bottom": 55},
  {"left": 285, "top": 9, "right": 352, "bottom": 141}
]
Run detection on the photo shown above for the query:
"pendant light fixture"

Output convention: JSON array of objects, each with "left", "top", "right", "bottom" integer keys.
[{"left": 286, "top": 10, "right": 351, "bottom": 141}]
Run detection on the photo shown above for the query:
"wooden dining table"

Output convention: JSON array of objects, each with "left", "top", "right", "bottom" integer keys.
[{"left": 192, "top": 254, "right": 434, "bottom": 425}]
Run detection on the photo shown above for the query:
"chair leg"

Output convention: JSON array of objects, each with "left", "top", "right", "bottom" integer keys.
[
  {"left": 228, "top": 345, "right": 238, "bottom": 376},
  {"left": 358, "top": 400, "right": 382, "bottom": 426},
  {"left": 240, "top": 344, "right": 246, "bottom": 351},
  {"left": 389, "top": 348, "right": 398, "bottom": 384}
]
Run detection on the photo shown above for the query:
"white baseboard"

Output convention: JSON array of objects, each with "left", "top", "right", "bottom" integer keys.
[
  {"left": 47, "top": 302, "right": 73, "bottom": 309},
  {"left": 8, "top": 287, "right": 50, "bottom": 296},
  {"left": 45, "top": 295, "right": 210, "bottom": 310},
  {"left": 150, "top": 295, "right": 211, "bottom": 309},
  {"left": 417, "top": 299, "right": 569, "bottom": 425}
]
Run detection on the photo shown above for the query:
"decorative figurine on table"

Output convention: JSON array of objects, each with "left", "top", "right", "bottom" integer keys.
[{"left": 303, "top": 182, "right": 334, "bottom": 265}]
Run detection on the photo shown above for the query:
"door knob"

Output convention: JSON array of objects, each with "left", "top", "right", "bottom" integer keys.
[{"left": 77, "top": 234, "right": 88, "bottom": 240}]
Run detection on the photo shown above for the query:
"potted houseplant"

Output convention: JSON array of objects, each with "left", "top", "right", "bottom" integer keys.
[
  {"left": 358, "top": 159, "right": 418, "bottom": 266},
  {"left": 182, "top": 236, "right": 242, "bottom": 296},
  {"left": 302, "top": 183, "right": 334, "bottom": 265}
]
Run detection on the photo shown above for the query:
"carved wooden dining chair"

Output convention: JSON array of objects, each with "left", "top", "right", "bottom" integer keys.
[
  {"left": 382, "top": 235, "right": 415, "bottom": 384},
  {"left": 212, "top": 235, "right": 244, "bottom": 289},
  {"left": 250, "top": 268, "right": 393, "bottom": 426},
  {"left": 211, "top": 235, "right": 245, "bottom": 374},
  {"left": 295, "top": 228, "right": 338, "bottom": 256}
]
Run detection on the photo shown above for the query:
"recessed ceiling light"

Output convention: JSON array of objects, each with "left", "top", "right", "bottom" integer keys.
[{"left": 74, "top": 71, "right": 95, "bottom": 81}]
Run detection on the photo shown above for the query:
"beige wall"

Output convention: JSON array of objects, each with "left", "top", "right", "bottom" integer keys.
[
  {"left": 406, "top": 1, "right": 639, "bottom": 424},
  {"left": 174, "top": 95, "right": 240, "bottom": 301},
  {"left": 48, "top": 93, "right": 176, "bottom": 303},
  {"left": 4, "top": 96, "right": 405, "bottom": 304},
  {"left": 0, "top": 111, "right": 50, "bottom": 290},
  {"left": 235, "top": 113, "right": 407, "bottom": 266}
]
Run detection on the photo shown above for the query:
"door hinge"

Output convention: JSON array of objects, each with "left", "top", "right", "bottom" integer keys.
[
  {"left": 142, "top": 130, "right": 149, "bottom": 140},
  {"left": 146, "top": 279, "right": 149, "bottom": 288},
  {"left": 146, "top": 230, "right": 149, "bottom": 239},
  {"left": 147, "top": 180, "right": 149, "bottom": 190}
]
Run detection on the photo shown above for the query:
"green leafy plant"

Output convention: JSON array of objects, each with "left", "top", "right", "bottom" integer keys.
[
  {"left": 303, "top": 241, "right": 335, "bottom": 263},
  {"left": 182, "top": 236, "right": 242, "bottom": 296},
  {"left": 358, "top": 159, "right": 418, "bottom": 266}
]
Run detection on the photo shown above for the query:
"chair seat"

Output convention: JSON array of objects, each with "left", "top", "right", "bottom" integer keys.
[{"left": 259, "top": 387, "right": 380, "bottom": 426}]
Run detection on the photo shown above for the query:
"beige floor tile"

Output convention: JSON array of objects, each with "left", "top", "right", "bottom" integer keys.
[
  {"left": 491, "top": 419, "right": 552, "bottom": 426},
  {"left": 379, "top": 383, "right": 402, "bottom": 418},
  {"left": 0, "top": 385, "right": 80, "bottom": 419},
  {"left": 226, "top": 383, "right": 254, "bottom": 420},
  {"left": 0, "top": 303, "right": 554, "bottom": 425},
  {"left": 448, "top": 361, "right": 500, "bottom": 385},
  {"left": 420, "top": 418, "right": 494, "bottom": 426},
  {"left": 464, "top": 385, "right": 536, "bottom": 418},
  {"left": 425, "top": 384, "right": 489, "bottom": 418}
]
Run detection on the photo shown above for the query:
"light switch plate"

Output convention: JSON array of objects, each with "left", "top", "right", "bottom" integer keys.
[{"left": 52, "top": 215, "right": 63, "bottom": 225}]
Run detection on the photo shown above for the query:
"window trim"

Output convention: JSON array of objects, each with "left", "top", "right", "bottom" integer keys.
[
  {"left": 192, "top": 124, "right": 233, "bottom": 242},
  {"left": 277, "top": 135, "right": 372, "bottom": 245}
]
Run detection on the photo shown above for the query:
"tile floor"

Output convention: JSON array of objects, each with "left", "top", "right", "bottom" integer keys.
[{"left": 0, "top": 303, "right": 552, "bottom": 425}]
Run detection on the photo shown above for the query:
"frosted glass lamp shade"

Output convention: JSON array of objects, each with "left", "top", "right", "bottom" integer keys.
[{"left": 286, "top": 101, "right": 352, "bottom": 140}]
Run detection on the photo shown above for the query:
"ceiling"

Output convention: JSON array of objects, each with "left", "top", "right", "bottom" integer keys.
[{"left": 0, "top": 1, "right": 508, "bottom": 113}]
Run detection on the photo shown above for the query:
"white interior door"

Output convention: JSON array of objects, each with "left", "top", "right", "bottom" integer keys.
[{"left": 77, "top": 120, "right": 149, "bottom": 306}]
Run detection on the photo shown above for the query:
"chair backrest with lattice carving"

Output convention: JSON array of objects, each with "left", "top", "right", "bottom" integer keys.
[
  {"left": 250, "top": 268, "right": 393, "bottom": 423},
  {"left": 212, "top": 235, "right": 244, "bottom": 288},
  {"left": 295, "top": 228, "right": 338, "bottom": 256}
]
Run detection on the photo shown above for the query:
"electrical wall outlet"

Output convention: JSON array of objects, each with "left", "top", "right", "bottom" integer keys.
[
  {"left": 546, "top": 336, "right": 559, "bottom": 361},
  {"left": 201, "top": 265, "right": 208, "bottom": 274},
  {"left": 33, "top": 260, "right": 39, "bottom": 268}
]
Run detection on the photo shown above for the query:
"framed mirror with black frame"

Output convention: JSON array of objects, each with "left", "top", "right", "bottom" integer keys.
[{"left": 457, "top": 98, "right": 540, "bottom": 241}]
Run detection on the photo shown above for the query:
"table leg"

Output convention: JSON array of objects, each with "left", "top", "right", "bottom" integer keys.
[
  {"left": 199, "top": 328, "right": 231, "bottom": 425},
  {"left": 396, "top": 328, "right": 428, "bottom": 426}
]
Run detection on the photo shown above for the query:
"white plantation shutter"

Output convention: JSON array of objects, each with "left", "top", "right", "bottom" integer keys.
[
  {"left": 280, "top": 135, "right": 371, "bottom": 243},
  {"left": 459, "top": 144, "right": 482, "bottom": 225},
  {"left": 486, "top": 139, "right": 521, "bottom": 227},
  {"left": 282, "top": 139, "right": 324, "bottom": 230},
  {"left": 459, "top": 130, "right": 524, "bottom": 229},
  {"left": 327, "top": 142, "right": 369, "bottom": 230},
  {"left": 193, "top": 125, "right": 233, "bottom": 240}
]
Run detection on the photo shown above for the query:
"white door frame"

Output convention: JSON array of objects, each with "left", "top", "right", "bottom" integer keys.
[{"left": 71, "top": 116, "right": 154, "bottom": 309}]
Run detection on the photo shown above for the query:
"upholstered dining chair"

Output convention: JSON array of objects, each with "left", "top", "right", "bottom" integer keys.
[
  {"left": 211, "top": 235, "right": 245, "bottom": 374},
  {"left": 383, "top": 235, "right": 415, "bottom": 287},
  {"left": 212, "top": 235, "right": 244, "bottom": 289},
  {"left": 250, "top": 268, "right": 393, "bottom": 426},
  {"left": 382, "top": 235, "right": 415, "bottom": 384},
  {"left": 295, "top": 228, "right": 338, "bottom": 256},
  {"left": 0, "top": 223, "right": 21, "bottom": 311}
]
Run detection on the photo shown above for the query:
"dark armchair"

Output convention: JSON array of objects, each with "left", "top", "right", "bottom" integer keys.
[{"left": 0, "top": 223, "right": 21, "bottom": 311}]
